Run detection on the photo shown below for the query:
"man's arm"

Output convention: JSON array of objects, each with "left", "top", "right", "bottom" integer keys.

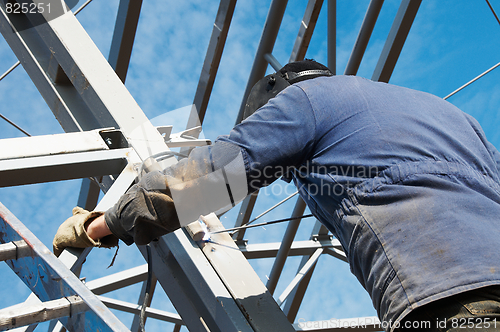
[
  {"left": 52, "top": 207, "right": 118, "bottom": 256},
  {"left": 103, "top": 85, "right": 318, "bottom": 246},
  {"left": 86, "top": 214, "right": 112, "bottom": 241},
  {"left": 55, "top": 84, "right": 317, "bottom": 251}
]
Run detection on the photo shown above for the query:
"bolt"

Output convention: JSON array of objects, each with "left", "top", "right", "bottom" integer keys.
[{"left": 268, "top": 76, "right": 276, "bottom": 86}]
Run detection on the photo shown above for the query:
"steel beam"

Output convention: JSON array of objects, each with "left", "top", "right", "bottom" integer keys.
[
  {"left": 344, "top": 0, "right": 384, "bottom": 75},
  {"left": 236, "top": 0, "right": 289, "bottom": 124},
  {"left": 0, "top": 296, "right": 86, "bottom": 331},
  {"left": 97, "top": 296, "right": 183, "bottom": 326},
  {"left": 0, "top": 0, "right": 171, "bottom": 162},
  {"left": 129, "top": 275, "right": 158, "bottom": 332},
  {"left": 108, "top": 0, "right": 143, "bottom": 83},
  {"left": 266, "top": 197, "right": 307, "bottom": 295},
  {"left": 84, "top": 264, "right": 148, "bottom": 295},
  {"left": 0, "top": 148, "right": 130, "bottom": 187},
  {"left": 328, "top": 0, "right": 336, "bottom": 73},
  {"left": 0, "top": 130, "right": 111, "bottom": 160},
  {"left": 0, "top": 203, "right": 129, "bottom": 332},
  {"left": 239, "top": 238, "right": 343, "bottom": 259},
  {"left": 283, "top": 221, "right": 331, "bottom": 321},
  {"left": 265, "top": 52, "right": 283, "bottom": 71},
  {"left": 232, "top": 191, "right": 259, "bottom": 243},
  {"left": 371, "top": 0, "right": 421, "bottom": 82},
  {"left": 0, "top": 240, "right": 29, "bottom": 262},
  {"left": 290, "top": 0, "right": 324, "bottom": 62},
  {"left": 200, "top": 213, "right": 295, "bottom": 331},
  {"left": 138, "top": 232, "right": 255, "bottom": 332},
  {"left": 276, "top": 248, "right": 323, "bottom": 306},
  {"left": 0, "top": 130, "right": 130, "bottom": 188},
  {"left": 187, "top": 0, "right": 237, "bottom": 127}
]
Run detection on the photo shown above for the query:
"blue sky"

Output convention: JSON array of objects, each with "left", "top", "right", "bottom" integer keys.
[{"left": 1, "top": 0, "right": 500, "bottom": 330}]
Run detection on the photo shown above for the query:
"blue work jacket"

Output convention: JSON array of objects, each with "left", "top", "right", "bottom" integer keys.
[
  {"left": 106, "top": 75, "right": 500, "bottom": 329},
  {"left": 218, "top": 75, "right": 500, "bottom": 328}
]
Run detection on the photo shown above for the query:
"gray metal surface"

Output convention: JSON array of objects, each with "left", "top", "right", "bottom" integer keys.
[
  {"left": 290, "top": 0, "right": 324, "bottom": 63},
  {"left": 138, "top": 233, "right": 255, "bottom": 332},
  {"left": 200, "top": 213, "right": 296, "bottom": 332},
  {"left": 0, "top": 148, "right": 130, "bottom": 187},
  {"left": 327, "top": 0, "right": 336, "bottom": 73},
  {"left": 371, "top": 0, "right": 421, "bottom": 82},
  {"left": 108, "top": 0, "right": 143, "bottom": 83},
  {"left": 266, "top": 198, "right": 306, "bottom": 295},
  {"left": 0, "top": 296, "right": 86, "bottom": 330},
  {"left": 344, "top": 0, "right": 384, "bottom": 75},
  {"left": 0, "top": 203, "right": 129, "bottom": 332},
  {"left": 187, "top": 0, "right": 237, "bottom": 127},
  {"left": 236, "top": 0, "right": 289, "bottom": 124}
]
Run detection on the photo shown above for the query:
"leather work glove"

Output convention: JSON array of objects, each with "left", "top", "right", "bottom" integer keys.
[{"left": 53, "top": 207, "right": 118, "bottom": 257}]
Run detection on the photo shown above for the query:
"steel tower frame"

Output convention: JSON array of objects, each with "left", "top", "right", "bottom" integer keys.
[{"left": 0, "top": 0, "right": 426, "bottom": 331}]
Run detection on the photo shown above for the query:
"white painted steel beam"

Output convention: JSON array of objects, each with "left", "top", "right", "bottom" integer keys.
[
  {"left": 0, "top": 130, "right": 110, "bottom": 161},
  {"left": 0, "top": 203, "right": 129, "bottom": 332},
  {"left": 0, "top": 148, "right": 131, "bottom": 187},
  {"left": 85, "top": 264, "right": 148, "bottom": 295},
  {"left": 284, "top": 221, "right": 331, "bottom": 321},
  {"left": 276, "top": 248, "right": 323, "bottom": 307},
  {"left": 139, "top": 232, "right": 255, "bottom": 332},
  {"left": 0, "top": 0, "right": 171, "bottom": 163},
  {"left": 97, "top": 296, "right": 183, "bottom": 325},
  {"left": 0, "top": 296, "right": 87, "bottom": 331},
  {"left": 200, "top": 213, "right": 296, "bottom": 332}
]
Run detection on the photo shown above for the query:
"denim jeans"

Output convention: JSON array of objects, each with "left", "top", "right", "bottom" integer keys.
[{"left": 397, "top": 286, "right": 500, "bottom": 331}]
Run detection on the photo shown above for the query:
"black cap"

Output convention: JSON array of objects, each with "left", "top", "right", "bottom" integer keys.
[
  {"left": 278, "top": 59, "right": 333, "bottom": 84},
  {"left": 243, "top": 59, "right": 333, "bottom": 120}
]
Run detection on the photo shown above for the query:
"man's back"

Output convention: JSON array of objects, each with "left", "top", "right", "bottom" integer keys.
[{"left": 238, "top": 75, "right": 500, "bottom": 327}]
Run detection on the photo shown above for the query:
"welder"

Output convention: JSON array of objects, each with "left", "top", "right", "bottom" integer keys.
[{"left": 54, "top": 60, "right": 500, "bottom": 331}]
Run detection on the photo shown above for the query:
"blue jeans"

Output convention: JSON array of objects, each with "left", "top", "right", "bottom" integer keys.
[{"left": 397, "top": 286, "right": 500, "bottom": 331}]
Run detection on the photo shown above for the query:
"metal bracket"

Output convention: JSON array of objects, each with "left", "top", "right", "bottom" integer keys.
[
  {"left": 312, "top": 234, "right": 334, "bottom": 242},
  {"left": 157, "top": 125, "right": 211, "bottom": 148}
]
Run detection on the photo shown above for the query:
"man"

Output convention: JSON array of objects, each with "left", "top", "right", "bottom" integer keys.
[{"left": 54, "top": 60, "right": 500, "bottom": 331}]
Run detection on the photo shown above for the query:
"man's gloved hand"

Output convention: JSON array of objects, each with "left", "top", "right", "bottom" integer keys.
[{"left": 53, "top": 207, "right": 118, "bottom": 257}]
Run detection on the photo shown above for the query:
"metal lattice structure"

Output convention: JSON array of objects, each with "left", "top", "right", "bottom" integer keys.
[{"left": 1, "top": 0, "right": 498, "bottom": 331}]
